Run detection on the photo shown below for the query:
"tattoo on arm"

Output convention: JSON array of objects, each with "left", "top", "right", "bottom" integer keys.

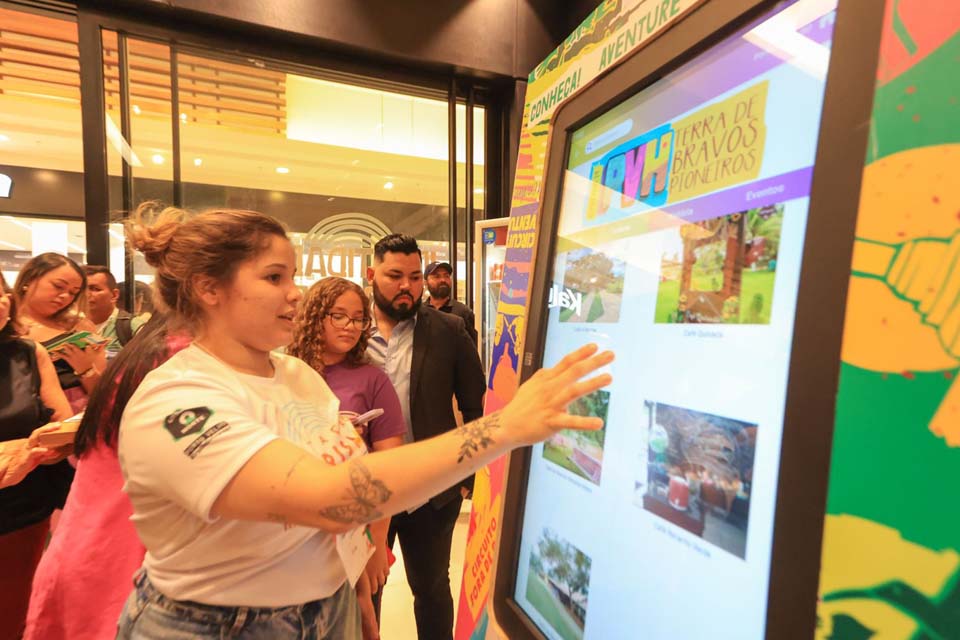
[
  {"left": 317, "top": 461, "right": 393, "bottom": 525},
  {"left": 284, "top": 453, "right": 309, "bottom": 486},
  {"left": 266, "top": 512, "right": 291, "bottom": 529},
  {"left": 457, "top": 413, "right": 500, "bottom": 464}
]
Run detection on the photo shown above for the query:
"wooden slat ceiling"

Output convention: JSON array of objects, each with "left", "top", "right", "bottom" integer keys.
[{"left": 0, "top": 7, "right": 287, "bottom": 135}]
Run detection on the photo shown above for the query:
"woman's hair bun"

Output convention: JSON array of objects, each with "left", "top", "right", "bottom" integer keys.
[{"left": 124, "top": 202, "right": 186, "bottom": 268}]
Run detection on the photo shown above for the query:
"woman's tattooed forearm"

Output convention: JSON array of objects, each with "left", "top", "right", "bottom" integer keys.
[
  {"left": 457, "top": 413, "right": 501, "bottom": 463},
  {"left": 317, "top": 461, "right": 393, "bottom": 524}
]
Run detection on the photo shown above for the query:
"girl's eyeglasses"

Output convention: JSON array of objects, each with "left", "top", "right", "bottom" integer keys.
[{"left": 325, "top": 312, "right": 371, "bottom": 331}]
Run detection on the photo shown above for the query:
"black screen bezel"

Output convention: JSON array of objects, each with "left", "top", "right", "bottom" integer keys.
[{"left": 491, "top": 0, "right": 885, "bottom": 638}]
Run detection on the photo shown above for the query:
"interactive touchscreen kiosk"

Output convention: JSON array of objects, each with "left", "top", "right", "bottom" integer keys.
[{"left": 493, "top": 0, "right": 882, "bottom": 638}]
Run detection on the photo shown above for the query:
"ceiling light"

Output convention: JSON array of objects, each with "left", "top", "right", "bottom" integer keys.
[
  {"left": 151, "top": 154, "right": 164, "bottom": 165},
  {"left": 194, "top": 158, "right": 203, "bottom": 167},
  {"left": 0, "top": 134, "right": 9, "bottom": 142},
  {"left": 383, "top": 181, "right": 394, "bottom": 190},
  {"left": 180, "top": 113, "right": 188, "bottom": 123},
  {"left": 132, "top": 105, "right": 141, "bottom": 115},
  {"left": 276, "top": 167, "right": 290, "bottom": 174}
]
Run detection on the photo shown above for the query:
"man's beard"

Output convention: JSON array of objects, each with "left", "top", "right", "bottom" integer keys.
[
  {"left": 373, "top": 280, "right": 421, "bottom": 321},
  {"left": 427, "top": 282, "right": 451, "bottom": 300}
]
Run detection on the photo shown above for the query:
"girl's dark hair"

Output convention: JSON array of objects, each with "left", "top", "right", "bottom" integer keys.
[
  {"left": 74, "top": 313, "right": 186, "bottom": 455},
  {"left": 0, "top": 271, "right": 22, "bottom": 343},
  {"left": 13, "top": 252, "right": 87, "bottom": 326},
  {"left": 125, "top": 202, "right": 288, "bottom": 328},
  {"left": 289, "top": 277, "right": 370, "bottom": 374}
]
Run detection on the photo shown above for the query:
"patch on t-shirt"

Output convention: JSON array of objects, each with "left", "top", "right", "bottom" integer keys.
[
  {"left": 183, "top": 421, "right": 230, "bottom": 459},
  {"left": 163, "top": 407, "right": 213, "bottom": 440}
]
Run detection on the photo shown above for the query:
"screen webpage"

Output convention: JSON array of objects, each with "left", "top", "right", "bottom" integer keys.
[{"left": 513, "top": 2, "right": 837, "bottom": 638}]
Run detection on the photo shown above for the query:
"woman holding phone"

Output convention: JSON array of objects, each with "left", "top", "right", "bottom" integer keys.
[{"left": 289, "top": 276, "right": 406, "bottom": 639}]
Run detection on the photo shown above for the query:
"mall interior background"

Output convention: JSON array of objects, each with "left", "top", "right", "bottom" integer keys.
[{"left": 0, "top": 0, "right": 599, "bottom": 302}]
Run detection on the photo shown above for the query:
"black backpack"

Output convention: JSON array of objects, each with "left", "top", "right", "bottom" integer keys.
[{"left": 115, "top": 310, "right": 135, "bottom": 346}]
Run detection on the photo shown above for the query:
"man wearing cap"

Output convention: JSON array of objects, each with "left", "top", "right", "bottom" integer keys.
[
  {"left": 366, "top": 234, "right": 485, "bottom": 640},
  {"left": 424, "top": 260, "right": 478, "bottom": 346}
]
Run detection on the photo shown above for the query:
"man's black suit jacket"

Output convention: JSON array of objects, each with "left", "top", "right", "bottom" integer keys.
[{"left": 408, "top": 305, "right": 486, "bottom": 508}]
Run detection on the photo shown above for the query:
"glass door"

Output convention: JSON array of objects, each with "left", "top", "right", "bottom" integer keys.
[{"left": 473, "top": 218, "right": 508, "bottom": 377}]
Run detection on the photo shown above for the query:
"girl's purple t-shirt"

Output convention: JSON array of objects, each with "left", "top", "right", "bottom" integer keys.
[{"left": 323, "top": 362, "right": 407, "bottom": 450}]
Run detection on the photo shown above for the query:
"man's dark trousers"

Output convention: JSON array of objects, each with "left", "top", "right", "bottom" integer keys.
[{"left": 387, "top": 496, "right": 463, "bottom": 640}]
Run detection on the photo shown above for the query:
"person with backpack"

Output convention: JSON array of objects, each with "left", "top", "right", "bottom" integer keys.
[{"left": 83, "top": 266, "right": 145, "bottom": 356}]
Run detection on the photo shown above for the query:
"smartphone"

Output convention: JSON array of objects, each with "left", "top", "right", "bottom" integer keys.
[{"left": 349, "top": 408, "right": 385, "bottom": 426}]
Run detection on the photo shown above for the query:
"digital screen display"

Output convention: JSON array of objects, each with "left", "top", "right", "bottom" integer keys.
[{"left": 513, "top": 2, "right": 837, "bottom": 638}]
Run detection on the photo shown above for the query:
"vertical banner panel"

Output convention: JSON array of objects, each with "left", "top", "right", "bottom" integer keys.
[{"left": 815, "top": 2, "right": 960, "bottom": 638}]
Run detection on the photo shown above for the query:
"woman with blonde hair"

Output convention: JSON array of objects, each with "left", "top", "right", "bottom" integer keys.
[
  {"left": 14, "top": 253, "right": 106, "bottom": 412},
  {"left": 115, "top": 203, "right": 612, "bottom": 639}
]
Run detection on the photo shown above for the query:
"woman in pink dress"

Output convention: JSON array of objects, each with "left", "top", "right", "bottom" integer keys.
[{"left": 24, "top": 315, "right": 189, "bottom": 640}]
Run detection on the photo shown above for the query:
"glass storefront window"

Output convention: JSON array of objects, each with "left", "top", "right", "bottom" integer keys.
[
  {"left": 175, "top": 60, "right": 485, "bottom": 290},
  {"left": 0, "top": 7, "right": 86, "bottom": 247},
  {"left": 2, "top": 8, "right": 494, "bottom": 298},
  {"left": 0, "top": 215, "right": 87, "bottom": 283}
]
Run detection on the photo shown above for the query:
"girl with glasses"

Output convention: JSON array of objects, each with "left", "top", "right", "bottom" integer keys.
[{"left": 289, "top": 277, "right": 405, "bottom": 639}]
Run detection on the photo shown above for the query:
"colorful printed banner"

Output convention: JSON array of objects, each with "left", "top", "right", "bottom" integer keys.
[{"left": 814, "top": 2, "right": 960, "bottom": 638}]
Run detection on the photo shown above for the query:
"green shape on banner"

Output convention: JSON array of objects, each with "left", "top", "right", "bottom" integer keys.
[
  {"left": 892, "top": 0, "right": 919, "bottom": 55},
  {"left": 826, "top": 613, "right": 875, "bottom": 640},
  {"left": 824, "top": 570, "right": 960, "bottom": 639},
  {"left": 868, "top": 31, "right": 960, "bottom": 163},
  {"left": 826, "top": 364, "right": 960, "bottom": 551}
]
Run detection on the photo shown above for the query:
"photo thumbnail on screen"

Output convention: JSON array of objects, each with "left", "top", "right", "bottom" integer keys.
[
  {"left": 525, "top": 528, "right": 593, "bottom": 640},
  {"left": 542, "top": 389, "right": 610, "bottom": 486},
  {"left": 550, "top": 246, "right": 627, "bottom": 324},
  {"left": 635, "top": 401, "right": 757, "bottom": 559},
  {"left": 655, "top": 204, "right": 785, "bottom": 324}
]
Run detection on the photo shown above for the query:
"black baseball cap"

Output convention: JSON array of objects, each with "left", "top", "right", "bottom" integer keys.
[{"left": 424, "top": 261, "right": 452, "bottom": 277}]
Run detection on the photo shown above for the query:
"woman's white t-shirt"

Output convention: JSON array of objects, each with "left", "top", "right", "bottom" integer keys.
[{"left": 119, "top": 344, "right": 367, "bottom": 607}]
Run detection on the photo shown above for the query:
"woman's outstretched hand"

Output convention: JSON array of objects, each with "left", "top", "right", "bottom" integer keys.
[{"left": 499, "top": 343, "right": 614, "bottom": 448}]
